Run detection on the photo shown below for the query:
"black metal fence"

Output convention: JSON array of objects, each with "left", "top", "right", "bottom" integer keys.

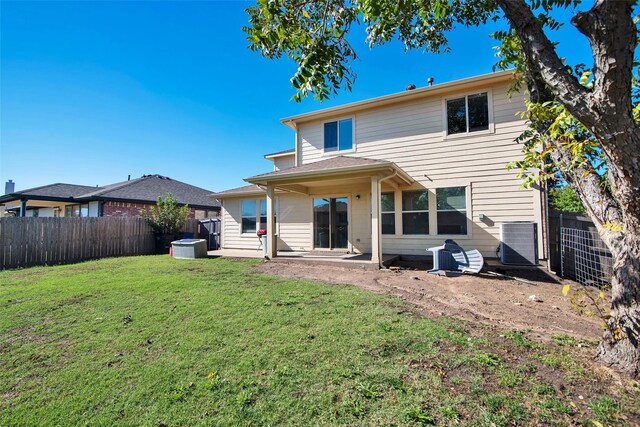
[{"left": 549, "top": 212, "right": 613, "bottom": 287}]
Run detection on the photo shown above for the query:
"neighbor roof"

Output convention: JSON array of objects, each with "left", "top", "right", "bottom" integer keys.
[
  {"left": 0, "top": 175, "right": 220, "bottom": 209},
  {"left": 0, "top": 183, "right": 98, "bottom": 201}
]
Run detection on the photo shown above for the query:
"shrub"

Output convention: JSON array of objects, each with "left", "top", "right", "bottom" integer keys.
[{"left": 142, "top": 193, "right": 189, "bottom": 235}]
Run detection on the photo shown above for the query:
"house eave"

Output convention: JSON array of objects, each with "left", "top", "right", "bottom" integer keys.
[
  {"left": 264, "top": 152, "right": 296, "bottom": 160},
  {"left": 280, "top": 70, "right": 513, "bottom": 128}
]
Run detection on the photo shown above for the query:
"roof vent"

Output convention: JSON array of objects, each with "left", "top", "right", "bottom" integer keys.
[
  {"left": 405, "top": 83, "right": 416, "bottom": 91},
  {"left": 427, "top": 77, "right": 434, "bottom": 86}
]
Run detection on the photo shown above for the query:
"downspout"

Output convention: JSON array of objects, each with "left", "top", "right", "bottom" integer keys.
[
  {"left": 375, "top": 170, "right": 399, "bottom": 268},
  {"left": 543, "top": 181, "right": 553, "bottom": 273}
]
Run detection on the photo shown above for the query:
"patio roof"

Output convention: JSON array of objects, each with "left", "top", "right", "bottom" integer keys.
[
  {"left": 211, "top": 184, "right": 266, "bottom": 199},
  {"left": 245, "top": 156, "right": 414, "bottom": 188},
  {"left": 263, "top": 148, "right": 295, "bottom": 159}
]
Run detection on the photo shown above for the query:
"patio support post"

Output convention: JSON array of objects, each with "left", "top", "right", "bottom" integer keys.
[
  {"left": 371, "top": 176, "right": 381, "bottom": 266},
  {"left": 266, "top": 185, "right": 276, "bottom": 259}
]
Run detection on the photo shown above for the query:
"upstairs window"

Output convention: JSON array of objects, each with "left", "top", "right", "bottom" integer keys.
[
  {"left": 436, "top": 187, "right": 467, "bottom": 235},
  {"left": 381, "top": 192, "right": 395, "bottom": 235},
  {"left": 324, "top": 118, "right": 353, "bottom": 152},
  {"left": 446, "top": 92, "right": 489, "bottom": 135}
]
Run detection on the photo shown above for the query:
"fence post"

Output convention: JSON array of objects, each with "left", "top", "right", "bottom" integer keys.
[{"left": 559, "top": 213, "right": 564, "bottom": 278}]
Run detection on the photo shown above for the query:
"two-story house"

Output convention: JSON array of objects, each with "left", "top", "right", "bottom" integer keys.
[{"left": 213, "top": 71, "right": 546, "bottom": 266}]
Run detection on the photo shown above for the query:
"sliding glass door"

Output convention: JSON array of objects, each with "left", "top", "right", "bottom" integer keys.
[{"left": 313, "top": 197, "right": 348, "bottom": 249}]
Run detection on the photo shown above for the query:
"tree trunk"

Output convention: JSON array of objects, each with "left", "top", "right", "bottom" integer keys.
[
  {"left": 596, "top": 230, "right": 640, "bottom": 375},
  {"left": 497, "top": 0, "right": 640, "bottom": 376}
]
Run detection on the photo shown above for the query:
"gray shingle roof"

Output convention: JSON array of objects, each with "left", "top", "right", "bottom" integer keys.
[
  {"left": 247, "top": 156, "right": 392, "bottom": 181},
  {"left": 85, "top": 175, "right": 220, "bottom": 208},
  {"left": 0, "top": 183, "right": 98, "bottom": 201},
  {"left": 0, "top": 175, "right": 220, "bottom": 209},
  {"left": 211, "top": 184, "right": 265, "bottom": 198}
]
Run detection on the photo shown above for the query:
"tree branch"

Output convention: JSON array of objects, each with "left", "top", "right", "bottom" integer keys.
[
  {"left": 571, "top": 0, "right": 636, "bottom": 130},
  {"left": 496, "top": 0, "right": 594, "bottom": 123},
  {"left": 550, "top": 143, "right": 622, "bottom": 232}
]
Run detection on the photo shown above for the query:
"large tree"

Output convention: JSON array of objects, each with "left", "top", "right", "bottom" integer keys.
[{"left": 244, "top": 0, "right": 640, "bottom": 375}]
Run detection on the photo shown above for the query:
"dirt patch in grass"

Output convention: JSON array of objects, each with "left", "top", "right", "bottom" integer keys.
[
  {"left": 255, "top": 261, "right": 602, "bottom": 340},
  {"left": 256, "top": 261, "right": 640, "bottom": 424}
]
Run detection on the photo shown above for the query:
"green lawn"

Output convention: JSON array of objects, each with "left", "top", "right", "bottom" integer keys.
[{"left": 1, "top": 256, "right": 637, "bottom": 426}]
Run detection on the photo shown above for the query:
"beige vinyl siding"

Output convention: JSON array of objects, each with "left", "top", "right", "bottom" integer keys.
[
  {"left": 276, "top": 193, "right": 311, "bottom": 251},
  {"left": 273, "top": 156, "right": 295, "bottom": 171},
  {"left": 298, "top": 81, "right": 543, "bottom": 258},
  {"left": 221, "top": 198, "right": 261, "bottom": 250},
  {"left": 221, "top": 184, "right": 372, "bottom": 253}
]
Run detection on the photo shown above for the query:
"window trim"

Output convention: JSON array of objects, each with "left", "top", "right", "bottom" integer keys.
[
  {"left": 380, "top": 191, "right": 396, "bottom": 235},
  {"left": 401, "top": 190, "right": 430, "bottom": 235},
  {"left": 322, "top": 116, "right": 356, "bottom": 155},
  {"left": 442, "top": 89, "right": 494, "bottom": 140},
  {"left": 389, "top": 183, "right": 472, "bottom": 240},
  {"left": 435, "top": 186, "right": 468, "bottom": 236},
  {"left": 64, "top": 203, "right": 89, "bottom": 217},
  {"left": 429, "top": 182, "right": 473, "bottom": 239},
  {"left": 240, "top": 198, "right": 278, "bottom": 236},
  {"left": 240, "top": 199, "right": 257, "bottom": 235}
]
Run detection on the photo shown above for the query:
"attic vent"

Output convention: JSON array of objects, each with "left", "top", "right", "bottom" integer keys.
[
  {"left": 406, "top": 84, "right": 416, "bottom": 91},
  {"left": 500, "top": 222, "right": 538, "bottom": 265}
]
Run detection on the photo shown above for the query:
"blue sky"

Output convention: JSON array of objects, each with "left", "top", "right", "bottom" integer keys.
[{"left": 1, "top": 1, "right": 593, "bottom": 192}]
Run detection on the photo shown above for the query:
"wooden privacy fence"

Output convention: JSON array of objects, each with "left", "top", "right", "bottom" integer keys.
[{"left": 0, "top": 217, "right": 200, "bottom": 270}]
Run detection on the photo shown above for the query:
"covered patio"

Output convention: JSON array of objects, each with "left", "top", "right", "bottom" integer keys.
[
  {"left": 207, "top": 248, "right": 399, "bottom": 270},
  {"left": 244, "top": 156, "right": 414, "bottom": 267}
]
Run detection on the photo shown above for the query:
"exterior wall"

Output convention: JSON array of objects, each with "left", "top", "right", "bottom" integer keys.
[
  {"left": 221, "top": 183, "right": 372, "bottom": 253},
  {"left": 103, "top": 201, "right": 151, "bottom": 217},
  {"left": 295, "top": 81, "right": 544, "bottom": 258},
  {"left": 273, "top": 155, "right": 295, "bottom": 171},
  {"left": 103, "top": 201, "right": 215, "bottom": 219},
  {"left": 221, "top": 198, "right": 258, "bottom": 250},
  {"left": 276, "top": 193, "right": 310, "bottom": 251}
]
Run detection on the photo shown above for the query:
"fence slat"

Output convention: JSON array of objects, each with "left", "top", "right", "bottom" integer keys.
[{"left": 0, "top": 217, "right": 175, "bottom": 270}]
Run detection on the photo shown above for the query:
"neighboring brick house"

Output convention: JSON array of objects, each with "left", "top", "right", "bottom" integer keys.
[{"left": 0, "top": 175, "right": 219, "bottom": 219}]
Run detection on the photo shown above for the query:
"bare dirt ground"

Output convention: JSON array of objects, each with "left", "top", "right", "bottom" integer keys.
[{"left": 254, "top": 261, "right": 603, "bottom": 341}]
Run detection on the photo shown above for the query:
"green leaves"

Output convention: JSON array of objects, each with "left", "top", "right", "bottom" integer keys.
[
  {"left": 141, "top": 192, "right": 189, "bottom": 235},
  {"left": 244, "top": 0, "right": 499, "bottom": 102},
  {"left": 244, "top": 0, "right": 358, "bottom": 102},
  {"left": 548, "top": 186, "right": 586, "bottom": 213}
]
